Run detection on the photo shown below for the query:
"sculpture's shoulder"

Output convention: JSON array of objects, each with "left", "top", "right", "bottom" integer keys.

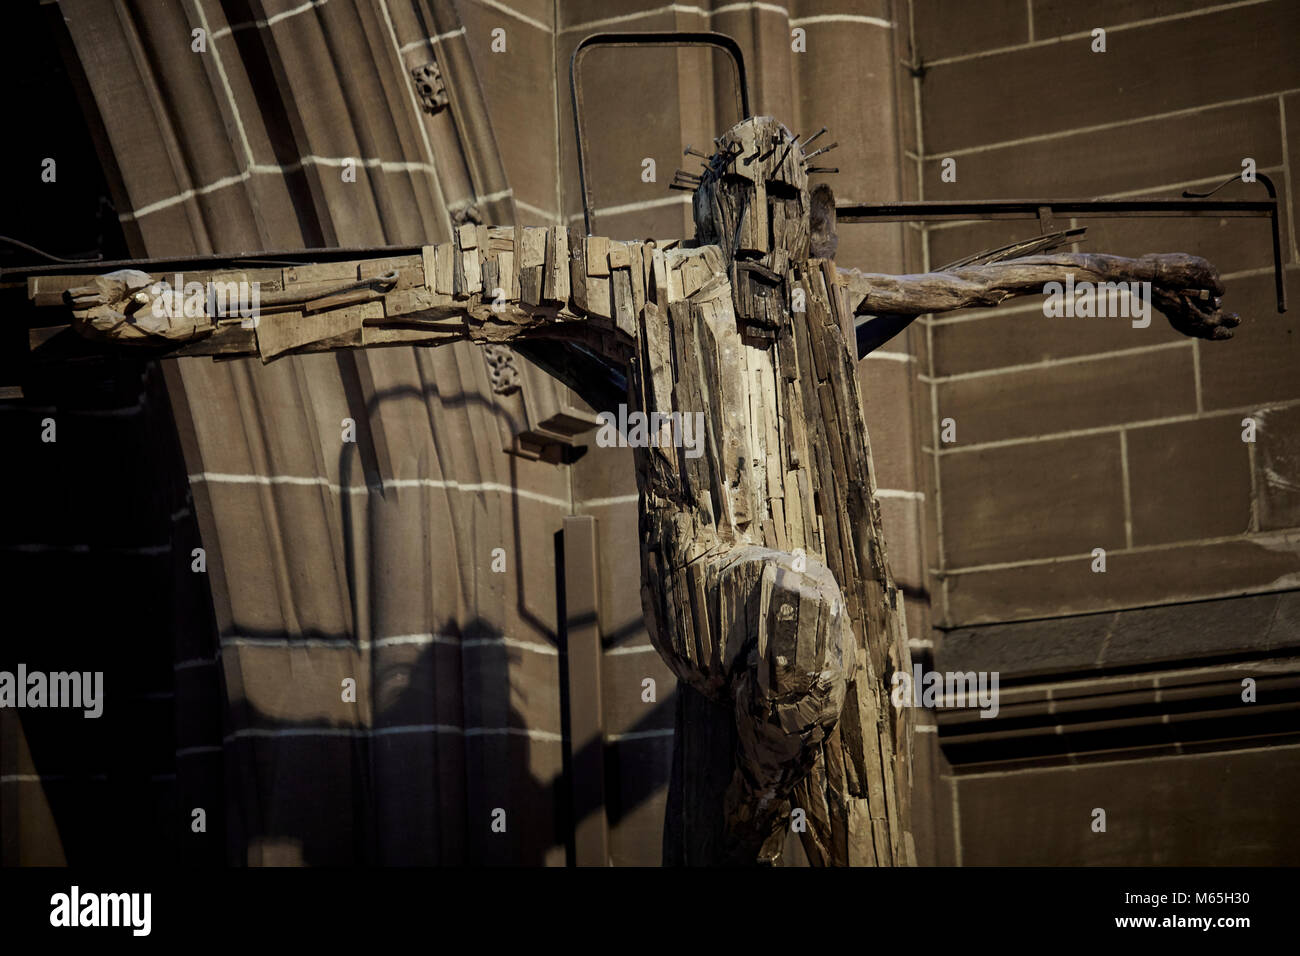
[
  {"left": 426, "top": 228, "right": 734, "bottom": 329},
  {"left": 427, "top": 225, "right": 649, "bottom": 357},
  {"left": 424, "top": 223, "right": 568, "bottom": 313},
  {"left": 657, "top": 242, "right": 731, "bottom": 307},
  {"left": 832, "top": 265, "right": 876, "bottom": 314},
  {"left": 567, "top": 234, "right": 656, "bottom": 339},
  {"left": 568, "top": 237, "right": 732, "bottom": 334}
]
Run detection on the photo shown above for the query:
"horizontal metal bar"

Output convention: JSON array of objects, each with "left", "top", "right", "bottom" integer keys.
[
  {"left": 1, "top": 244, "right": 427, "bottom": 281},
  {"left": 836, "top": 199, "right": 1277, "bottom": 222},
  {"left": 838, "top": 187, "right": 1286, "bottom": 314}
]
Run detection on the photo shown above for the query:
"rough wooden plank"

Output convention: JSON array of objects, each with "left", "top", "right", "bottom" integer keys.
[
  {"left": 360, "top": 254, "right": 422, "bottom": 290},
  {"left": 607, "top": 240, "right": 630, "bottom": 270},
  {"left": 255, "top": 301, "right": 381, "bottom": 360},
  {"left": 629, "top": 242, "right": 646, "bottom": 318},
  {"left": 519, "top": 227, "right": 546, "bottom": 307},
  {"left": 586, "top": 275, "right": 612, "bottom": 321},
  {"left": 458, "top": 223, "right": 482, "bottom": 294},
  {"left": 421, "top": 245, "right": 437, "bottom": 292},
  {"left": 434, "top": 243, "right": 455, "bottom": 295},
  {"left": 612, "top": 268, "right": 635, "bottom": 337},
  {"left": 545, "top": 227, "right": 570, "bottom": 302},
  {"left": 586, "top": 236, "right": 609, "bottom": 276},
  {"left": 519, "top": 227, "right": 547, "bottom": 268},
  {"left": 569, "top": 230, "right": 589, "bottom": 313},
  {"left": 284, "top": 261, "right": 356, "bottom": 284},
  {"left": 498, "top": 250, "right": 516, "bottom": 300}
]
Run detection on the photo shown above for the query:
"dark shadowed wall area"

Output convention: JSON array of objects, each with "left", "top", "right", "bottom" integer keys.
[{"left": 2, "top": 0, "right": 1296, "bottom": 866}]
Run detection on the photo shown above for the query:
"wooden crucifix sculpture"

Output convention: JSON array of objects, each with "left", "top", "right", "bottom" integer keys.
[{"left": 28, "top": 112, "right": 1248, "bottom": 867}]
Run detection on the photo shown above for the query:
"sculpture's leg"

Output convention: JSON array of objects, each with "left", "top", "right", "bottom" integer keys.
[
  {"left": 637, "top": 251, "right": 914, "bottom": 867},
  {"left": 724, "top": 555, "right": 853, "bottom": 862},
  {"left": 652, "top": 542, "right": 909, "bottom": 868},
  {"left": 649, "top": 545, "right": 853, "bottom": 865}
]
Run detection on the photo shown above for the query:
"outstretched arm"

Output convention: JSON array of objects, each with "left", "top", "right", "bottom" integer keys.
[
  {"left": 839, "top": 249, "right": 1240, "bottom": 346},
  {"left": 52, "top": 225, "right": 651, "bottom": 365},
  {"left": 44, "top": 226, "right": 655, "bottom": 411}
]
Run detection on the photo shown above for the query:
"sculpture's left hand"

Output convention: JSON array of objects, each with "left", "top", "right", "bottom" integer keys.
[{"left": 1141, "top": 252, "right": 1240, "bottom": 339}]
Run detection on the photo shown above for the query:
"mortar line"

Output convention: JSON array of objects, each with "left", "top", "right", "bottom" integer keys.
[
  {"left": 919, "top": 341, "right": 1190, "bottom": 384},
  {"left": 1281, "top": 95, "right": 1299, "bottom": 264},
  {"left": 925, "top": 398, "right": 1300, "bottom": 455},
  {"left": 922, "top": 0, "right": 1272, "bottom": 68},
  {"left": 189, "top": 0, "right": 255, "bottom": 170},
  {"left": 379, "top": 0, "right": 453, "bottom": 235},
  {"left": 561, "top": 3, "right": 892, "bottom": 35},
  {"left": 467, "top": 0, "right": 552, "bottom": 33},
  {"left": 1119, "top": 429, "right": 1133, "bottom": 549},
  {"left": 930, "top": 88, "right": 1300, "bottom": 160},
  {"left": 210, "top": 0, "right": 329, "bottom": 40},
  {"left": 1248, "top": 431, "right": 1260, "bottom": 532},
  {"left": 934, "top": 527, "right": 1300, "bottom": 576},
  {"left": 1192, "top": 338, "right": 1204, "bottom": 414}
]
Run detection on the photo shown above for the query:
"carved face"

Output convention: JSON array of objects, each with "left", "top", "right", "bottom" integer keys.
[
  {"left": 694, "top": 117, "right": 811, "bottom": 270},
  {"left": 693, "top": 117, "right": 813, "bottom": 332}
]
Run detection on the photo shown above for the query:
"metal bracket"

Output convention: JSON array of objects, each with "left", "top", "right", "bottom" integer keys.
[
  {"left": 837, "top": 173, "right": 1286, "bottom": 312},
  {"left": 570, "top": 31, "right": 751, "bottom": 237}
]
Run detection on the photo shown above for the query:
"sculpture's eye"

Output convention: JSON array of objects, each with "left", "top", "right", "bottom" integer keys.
[{"left": 767, "top": 180, "right": 799, "bottom": 201}]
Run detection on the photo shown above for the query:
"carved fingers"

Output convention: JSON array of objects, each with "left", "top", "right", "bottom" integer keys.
[
  {"left": 66, "top": 269, "right": 211, "bottom": 343},
  {"left": 1140, "top": 253, "right": 1241, "bottom": 339},
  {"left": 1152, "top": 287, "right": 1241, "bottom": 339}
]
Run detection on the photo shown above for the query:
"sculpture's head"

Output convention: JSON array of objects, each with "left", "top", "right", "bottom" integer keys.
[
  {"left": 689, "top": 116, "right": 838, "bottom": 333},
  {"left": 693, "top": 116, "right": 810, "bottom": 267}
]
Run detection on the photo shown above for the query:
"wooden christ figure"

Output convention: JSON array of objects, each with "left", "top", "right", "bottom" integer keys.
[{"left": 49, "top": 115, "right": 1241, "bottom": 867}]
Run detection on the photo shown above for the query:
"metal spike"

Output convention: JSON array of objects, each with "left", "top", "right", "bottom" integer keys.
[
  {"left": 773, "top": 135, "right": 799, "bottom": 171},
  {"left": 684, "top": 145, "right": 710, "bottom": 159},
  {"left": 668, "top": 182, "right": 697, "bottom": 191},
  {"left": 759, "top": 132, "right": 795, "bottom": 162},
  {"left": 799, "top": 127, "right": 828, "bottom": 150},
  {"left": 806, "top": 166, "right": 839, "bottom": 174},
  {"left": 804, "top": 142, "right": 839, "bottom": 162}
]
